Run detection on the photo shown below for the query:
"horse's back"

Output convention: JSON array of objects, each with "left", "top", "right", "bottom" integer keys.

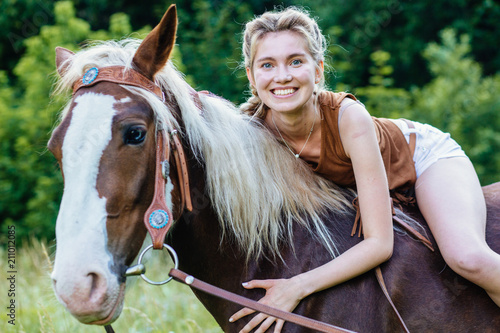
[
  {"left": 384, "top": 181, "right": 500, "bottom": 331},
  {"left": 298, "top": 182, "right": 500, "bottom": 332},
  {"left": 192, "top": 182, "right": 500, "bottom": 332}
]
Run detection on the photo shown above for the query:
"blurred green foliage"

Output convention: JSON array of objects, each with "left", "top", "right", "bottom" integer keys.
[
  {"left": 0, "top": 1, "right": 149, "bottom": 242},
  {"left": 0, "top": 0, "right": 499, "bottom": 243}
]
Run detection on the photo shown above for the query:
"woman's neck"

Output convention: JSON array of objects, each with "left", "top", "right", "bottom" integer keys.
[
  {"left": 264, "top": 97, "right": 322, "bottom": 162},
  {"left": 267, "top": 103, "right": 318, "bottom": 141}
]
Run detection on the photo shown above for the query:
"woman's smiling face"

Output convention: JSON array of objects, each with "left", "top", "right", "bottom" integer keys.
[{"left": 247, "top": 30, "right": 323, "bottom": 116}]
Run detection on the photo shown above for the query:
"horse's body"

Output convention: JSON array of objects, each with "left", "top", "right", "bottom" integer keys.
[
  {"left": 170, "top": 177, "right": 500, "bottom": 332},
  {"left": 49, "top": 5, "right": 500, "bottom": 332}
]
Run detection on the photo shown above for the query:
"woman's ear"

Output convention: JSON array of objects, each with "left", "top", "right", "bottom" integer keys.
[
  {"left": 246, "top": 67, "right": 256, "bottom": 88},
  {"left": 316, "top": 60, "right": 324, "bottom": 83}
]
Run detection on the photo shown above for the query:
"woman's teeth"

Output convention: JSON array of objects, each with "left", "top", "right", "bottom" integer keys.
[{"left": 273, "top": 88, "right": 295, "bottom": 96}]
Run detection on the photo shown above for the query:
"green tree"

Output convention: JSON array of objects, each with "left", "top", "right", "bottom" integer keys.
[
  {"left": 0, "top": 0, "right": 55, "bottom": 73},
  {"left": 176, "top": 0, "right": 254, "bottom": 103},
  {"left": 3, "top": 1, "right": 499, "bottom": 100},
  {"left": 354, "top": 28, "right": 500, "bottom": 184},
  {"left": 299, "top": 0, "right": 500, "bottom": 90},
  {"left": 411, "top": 29, "right": 500, "bottom": 184},
  {"left": 0, "top": 1, "right": 151, "bottom": 243},
  {"left": 354, "top": 50, "right": 412, "bottom": 120}
]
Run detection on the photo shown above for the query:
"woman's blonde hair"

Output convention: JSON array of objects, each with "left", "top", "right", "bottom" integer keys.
[{"left": 240, "top": 7, "right": 327, "bottom": 117}]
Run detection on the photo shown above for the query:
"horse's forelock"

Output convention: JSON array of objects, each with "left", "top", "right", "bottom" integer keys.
[{"left": 55, "top": 40, "right": 140, "bottom": 104}]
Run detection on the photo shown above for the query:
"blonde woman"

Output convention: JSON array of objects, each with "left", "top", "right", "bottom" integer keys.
[{"left": 229, "top": 7, "right": 500, "bottom": 333}]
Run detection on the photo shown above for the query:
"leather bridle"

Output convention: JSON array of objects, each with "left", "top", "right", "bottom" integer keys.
[
  {"left": 143, "top": 128, "right": 193, "bottom": 249},
  {"left": 73, "top": 65, "right": 193, "bottom": 249}
]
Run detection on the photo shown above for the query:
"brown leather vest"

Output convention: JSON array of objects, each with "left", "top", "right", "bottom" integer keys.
[{"left": 312, "top": 91, "right": 416, "bottom": 193}]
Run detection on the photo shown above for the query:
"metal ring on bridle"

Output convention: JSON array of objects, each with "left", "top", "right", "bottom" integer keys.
[{"left": 136, "top": 243, "right": 179, "bottom": 285}]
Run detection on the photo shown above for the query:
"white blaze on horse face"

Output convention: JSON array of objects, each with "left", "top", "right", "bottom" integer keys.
[{"left": 52, "top": 93, "right": 119, "bottom": 313}]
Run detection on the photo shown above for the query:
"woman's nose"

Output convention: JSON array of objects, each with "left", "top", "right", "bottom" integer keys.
[{"left": 274, "top": 68, "right": 292, "bottom": 83}]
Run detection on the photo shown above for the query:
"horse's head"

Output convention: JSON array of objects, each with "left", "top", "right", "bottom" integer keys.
[{"left": 48, "top": 5, "right": 182, "bottom": 325}]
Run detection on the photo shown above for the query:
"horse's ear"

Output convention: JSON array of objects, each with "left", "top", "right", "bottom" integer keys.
[
  {"left": 132, "top": 4, "right": 177, "bottom": 80},
  {"left": 55, "top": 47, "right": 75, "bottom": 77}
]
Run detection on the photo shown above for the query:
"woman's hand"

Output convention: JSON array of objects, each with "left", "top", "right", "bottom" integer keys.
[{"left": 229, "top": 277, "right": 304, "bottom": 333}]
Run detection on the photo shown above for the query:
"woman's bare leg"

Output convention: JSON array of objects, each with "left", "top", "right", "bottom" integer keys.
[{"left": 415, "top": 157, "right": 500, "bottom": 306}]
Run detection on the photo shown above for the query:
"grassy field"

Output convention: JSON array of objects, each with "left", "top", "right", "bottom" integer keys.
[{"left": 1, "top": 238, "right": 222, "bottom": 333}]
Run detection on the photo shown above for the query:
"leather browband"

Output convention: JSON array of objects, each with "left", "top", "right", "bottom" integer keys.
[{"left": 73, "top": 66, "right": 164, "bottom": 100}]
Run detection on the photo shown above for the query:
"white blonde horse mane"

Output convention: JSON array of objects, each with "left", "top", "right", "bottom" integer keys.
[{"left": 55, "top": 39, "right": 355, "bottom": 261}]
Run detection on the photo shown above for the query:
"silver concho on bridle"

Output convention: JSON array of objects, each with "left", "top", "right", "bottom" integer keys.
[
  {"left": 148, "top": 209, "right": 169, "bottom": 229},
  {"left": 82, "top": 67, "right": 99, "bottom": 85}
]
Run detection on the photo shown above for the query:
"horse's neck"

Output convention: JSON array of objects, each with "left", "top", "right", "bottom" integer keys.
[{"left": 168, "top": 148, "right": 246, "bottom": 278}]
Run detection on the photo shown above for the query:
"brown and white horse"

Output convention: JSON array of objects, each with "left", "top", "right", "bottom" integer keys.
[{"left": 49, "top": 5, "right": 500, "bottom": 332}]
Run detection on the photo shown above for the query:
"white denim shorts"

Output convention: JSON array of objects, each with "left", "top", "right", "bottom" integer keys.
[{"left": 389, "top": 119, "right": 468, "bottom": 178}]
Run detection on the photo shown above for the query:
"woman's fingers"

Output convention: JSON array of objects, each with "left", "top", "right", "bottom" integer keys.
[
  {"left": 274, "top": 319, "right": 285, "bottom": 333},
  {"left": 239, "top": 313, "right": 276, "bottom": 333},
  {"left": 243, "top": 279, "right": 275, "bottom": 289},
  {"left": 229, "top": 279, "right": 274, "bottom": 323},
  {"left": 230, "top": 278, "right": 291, "bottom": 333},
  {"left": 255, "top": 316, "right": 278, "bottom": 333},
  {"left": 231, "top": 311, "right": 285, "bottom": 333},
  {"left": 229, "top": 307, "right": 255, "bottom": 323}
]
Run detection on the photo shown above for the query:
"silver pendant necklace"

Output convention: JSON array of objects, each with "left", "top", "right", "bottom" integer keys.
[{"left": 271, "top": 111, "right": 316, "bottom": 159}]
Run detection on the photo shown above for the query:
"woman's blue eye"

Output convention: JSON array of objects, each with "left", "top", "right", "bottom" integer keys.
[
  {"left": 291, "top": 59, "right": 302, "bottom": 66},
  {"left": 262, "top": 63, "right": 272, "bottom": 68}
]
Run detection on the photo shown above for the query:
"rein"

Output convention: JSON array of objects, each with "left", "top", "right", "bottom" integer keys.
[
  {"left": 168, "top": 269, "right": 355, "bottom": 333},
  {"left": 73, "top": 65, "right": 420, "bottom": 333}
]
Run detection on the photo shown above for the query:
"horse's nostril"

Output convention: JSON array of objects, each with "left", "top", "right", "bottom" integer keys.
[
  {"left": 89, "top": 272, "right": 98, "bottom": 293},
  {"left": 87, "top": 271, "right": 107, "bottom": 302},
  {"left": 52, "top": 267, "right": 119, "bottom": 324}
]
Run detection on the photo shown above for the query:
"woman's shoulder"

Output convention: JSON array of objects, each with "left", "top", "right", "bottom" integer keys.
[
  {"left": 319, "top": 91, "right": 367, "bottom": 127},
  {"left": 318, "top": 90, "right": 358, "bottom": 108}
]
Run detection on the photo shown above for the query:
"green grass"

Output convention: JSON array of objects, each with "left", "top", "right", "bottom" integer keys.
[{"left": 1, "top": 239, "right": 222, "bottom": 333}]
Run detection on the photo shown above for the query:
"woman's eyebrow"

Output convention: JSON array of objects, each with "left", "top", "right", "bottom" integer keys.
[
  {"left": 255, "top": 53, "right": 307, "bottom": 63},
  {"left": 287, "top": 52, "right": 307, "bottom": 59},
  {"left": 255, "top": 56, "right": 275, "bottom": 63}
]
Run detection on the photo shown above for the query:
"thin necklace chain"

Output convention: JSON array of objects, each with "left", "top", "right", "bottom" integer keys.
[{"left": 271, "top": 111, "right": 316, "bottom": 159}]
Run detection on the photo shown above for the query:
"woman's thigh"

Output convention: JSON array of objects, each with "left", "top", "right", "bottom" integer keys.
[{"left": 415, "top": 156, "right": 487, "bottom": 256}]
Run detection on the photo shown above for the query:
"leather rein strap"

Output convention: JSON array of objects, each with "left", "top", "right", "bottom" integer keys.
[
  {"left": 169, "top": 268, "right": 356, "bottom": 333},
  {"left": 171, "top": 130, "right": 193, "bottom": 214}
]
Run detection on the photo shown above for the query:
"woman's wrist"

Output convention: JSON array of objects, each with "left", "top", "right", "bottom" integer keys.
[{"left": 290, "top": 273, "right": 314, "bottom": 301}]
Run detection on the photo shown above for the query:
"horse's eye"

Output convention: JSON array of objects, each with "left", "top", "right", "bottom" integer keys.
[{"left": 124, "top": 127, "right": 147, "bottom": 145}]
